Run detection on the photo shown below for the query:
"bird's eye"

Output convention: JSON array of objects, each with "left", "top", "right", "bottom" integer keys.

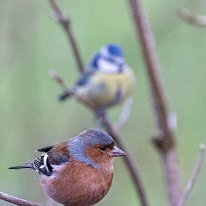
[{"left": 100, "top": 146, "right": 107, "bottom": 151}]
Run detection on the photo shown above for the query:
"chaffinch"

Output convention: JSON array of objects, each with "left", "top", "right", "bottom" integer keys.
[
  {"left": 9, "top": 128, "right": 126, "bottom": 206},
  {"left": 59, "top": 44, "right": 135, "bottom": 110}
]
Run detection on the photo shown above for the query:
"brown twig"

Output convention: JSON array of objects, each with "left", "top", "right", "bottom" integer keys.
[
  {"left": 0, "top": 191, "right": 43, "bottom": 206},
  {"left": 178, "top": 8, "right": 206, "bottom": 27},
  {"left": 48, "top": 1, "right": 150, "bottom": 206},
  {"left": 48, "top": 0, "right": 84, "bottom": 73},
  {"left": 49, "top": 69, "right": 68, "bottom": 90},
  {"left": 50, "top": 70, "right": 149, "bottom": 206},
  {"left": 127, "top": 0, "right": 181, "bottom": 205},
  {"left": 99, "top": 112, "right": 149, "bottom": 206},
  {"left": 177, "top": 144, "right": 206, "bottom": 206}
]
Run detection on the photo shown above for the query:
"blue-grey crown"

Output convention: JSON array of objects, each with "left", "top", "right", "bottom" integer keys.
[
  {"left": 69, "top": 128, "right": 114, "bottom": 168},
  {"left": 81, "top": 128, "right": 114, "bottom": 146}
]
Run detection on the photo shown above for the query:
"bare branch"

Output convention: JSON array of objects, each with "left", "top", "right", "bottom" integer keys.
[
  {"left": 115, "top": 97, "right": 133, "bottom": 131},
  {"left": 49, "top": 69, "right": 68, "bottom": 90},
  {"left": 48, "top": 0, "right": 84, "bottom": 73},
  {"left": 127, "top": 0, "right": 181, "bottom": 205},
  {"left": 178, "top": 8, "right": 206, "bottom": 27},
  {"left": 0, "top": 191, "right": 43, "bottom": 206},
  {"left": 178, "top": 144, "right": 206, "bottom": 206},
  {"left": 98, "top": 112, "right": 149, "bottom": 206},
  {"left": 50, "top": 70, "right": 149, "bottom": 206},
  {"left": 48, "top": 1, "right": 150, "bottom": 205}
]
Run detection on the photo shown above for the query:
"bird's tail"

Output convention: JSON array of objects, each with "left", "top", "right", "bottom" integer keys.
[
  {"left": 9, "top": 162, "right": 34, "bottom": 170},
  {"left": 59, "top": 88, "right": 75, "bottom": 101}
]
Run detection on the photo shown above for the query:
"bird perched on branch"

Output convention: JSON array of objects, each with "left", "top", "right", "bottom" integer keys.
[
  {"left": 59, "top": 44, "right": 135, "bottom": 110},
  {"left": 9, "top": 128, "right": 126, "bottom": 206}
]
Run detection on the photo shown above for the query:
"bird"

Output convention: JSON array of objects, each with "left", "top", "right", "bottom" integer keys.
[
  {"left": 9, "top": 128, "right": 126, "bottom": 206},
  {"left": 59, "top": 44, "right": 135, "bottom": 110}
]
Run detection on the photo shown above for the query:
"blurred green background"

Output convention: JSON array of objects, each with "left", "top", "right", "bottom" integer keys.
[{"left": 1, "top": 0, "right": 206, "bottom": 205}]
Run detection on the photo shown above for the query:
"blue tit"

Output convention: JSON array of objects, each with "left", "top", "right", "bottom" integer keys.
[{"left": 59, "top": 44, "right": 135, "bottom": 109}]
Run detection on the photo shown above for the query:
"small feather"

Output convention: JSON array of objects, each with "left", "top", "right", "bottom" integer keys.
[{"left": 37, "top": 145, "right": 54, "bottom": 153}]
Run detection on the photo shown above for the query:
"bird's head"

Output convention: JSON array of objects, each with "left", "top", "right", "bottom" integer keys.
[
  {"left": 89, "top": 44, "right": 129, "bottom": 74},
  {"left": 69, "top": 128, "right": 126, "bottom": 168}
]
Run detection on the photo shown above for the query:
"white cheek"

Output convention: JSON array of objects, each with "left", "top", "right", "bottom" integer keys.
[{"left": 98, "top": 59, "right": 119, "bottom": 73}]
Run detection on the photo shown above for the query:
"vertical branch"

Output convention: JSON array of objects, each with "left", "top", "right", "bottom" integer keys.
[
  {"left": 51, "top": 72, "right": 149, "bottom": 206},
  {"left": 99, "top": 113, "right": 149, "bottom": 206},
  {"left": 127, "top": 0, "right": 181, "bottom": 205},
  {"left": 48, "top": 1, "right": 149, "bottom": 206},
  {"left": 48, "top": 0, "right": 84, "bottom": 73}
]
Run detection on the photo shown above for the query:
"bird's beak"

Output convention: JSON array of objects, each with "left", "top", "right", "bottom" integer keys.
[{"left": 109, "top": 146, "right": 126, "bottom": 157}]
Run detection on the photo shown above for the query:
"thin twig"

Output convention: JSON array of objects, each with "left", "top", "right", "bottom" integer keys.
[
  {"left": 178, "top": 8, "right": 206, "bottom": 27},
  {"left": 0, "top": 191, "right": 43, "bottom": 206},
  {"left": 116, "top": 97, "right": 133, "bottom": 131},
  {"left": 177, "top": 144, "right": 206, "bottom": 206},
  {"left": 127, "top": 0, "right": 181, "bottom": 205},
  {"left": 49, "top": 69, "right": 68, "bottom": 90},
  {"left": 50, "top": 70, "right": 149, "bottom": 206},
  {"left": 49, "top": 0, "right": 148, "bottom": 206},
  {"left": 48, "top": 0, "right": 84, "bottom": 73},
  {"left": 99, "top": 112, "right": 149, "bottom": 206}
]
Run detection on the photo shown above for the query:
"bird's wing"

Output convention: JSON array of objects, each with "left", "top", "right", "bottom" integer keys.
[
  {"left": 37, "top": 145, "right": 54, "bottom": 152},
  {"left": 33, "top": 142, "right": 70, "bottom": 176},
  {"left": 75, "top": 70, "right": 95, "bottom": 86},
  {"left": 33, "top": 154, "right": 53, "bottom": 176},
  {"left": 47, "top": 141, "right": 70, "bottom": 166}
]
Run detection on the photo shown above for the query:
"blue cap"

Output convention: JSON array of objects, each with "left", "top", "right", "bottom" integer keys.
[{"left": 107, "top": 44, "right": 124, "bottom": 58}]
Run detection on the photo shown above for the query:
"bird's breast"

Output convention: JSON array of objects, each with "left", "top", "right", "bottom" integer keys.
[
  {"left": 40, "top": 160, "right": 113, "bottom": 206},
  {"left": 77, "top": 70, "right": 134, "bottom": 108}
]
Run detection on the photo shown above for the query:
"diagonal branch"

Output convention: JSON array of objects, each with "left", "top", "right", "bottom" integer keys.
[
  {"left": 178, "top": 8, "right": 206, "bottom": 27},
  {"left": 50, "top": 70, "right": 149, "bottom": 206},
  {"left": 48, "top": 1, "right": 150, "bottom": 206},
  {"left": 127, "top": 0, "right": 181, "bottom": 205},
  {"left": 99, "top": 112, "right": 149, "bottom": 206},
  {"left": 48, "top": 0, "right": 84, "bottom": 73},
  {"left": 0, "top": 191, "right": 43, "bottom": 206},
  {"left": 177, "top": 144, "right": 206, "bottom": 206}
]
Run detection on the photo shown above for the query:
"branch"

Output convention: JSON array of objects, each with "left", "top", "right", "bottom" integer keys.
[
  {"left": 97, "top": 112, "right": 149, "bottom": 206},
  {"left": 48, "top": 0, "right": 84, "bottom": 73},
  {"left": 0, "top": 191, "right": 43, "bottom": 206},
  {"left": 48, "top": 1, "right": 150, "bottom": 205},
  {"left": 49, "top": 69, "right": 68, "bottom": 90},
  {"left": 116, "top": 97, "right": 133, "bottom": 131},
  {"left": 127, "top": 0, "right": 181, "bottom": 205},
  {"left": 50, "top": 70, "right": 149, "bottom": 206},
  {"left": 177, "top": 144, "right": 206, "bottom": 206},
  {"left": 178, "top": 8, "right": 206, "bottom": 27}
]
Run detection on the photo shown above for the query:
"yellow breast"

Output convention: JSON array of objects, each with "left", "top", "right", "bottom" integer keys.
[{"left": 77, "top": 69, "right": 135, "bottom": 108}]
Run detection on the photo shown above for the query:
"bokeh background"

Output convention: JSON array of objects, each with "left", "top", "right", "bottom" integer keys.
[{"left": 1, "top": 0, "right": 206, "bottom": 205}]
